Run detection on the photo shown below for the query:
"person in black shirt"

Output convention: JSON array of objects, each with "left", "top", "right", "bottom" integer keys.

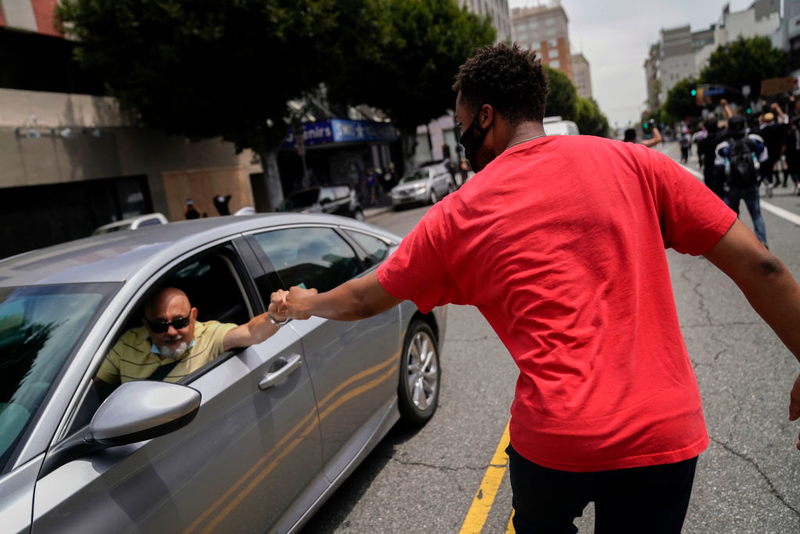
[{"left": 784, "top": 116, "right": 800, "bottom": 195}]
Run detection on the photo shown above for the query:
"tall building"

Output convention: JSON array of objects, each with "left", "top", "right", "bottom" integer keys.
[
  {"left": 510, "top": 2, "right": 573, "bottom": 81},
  {"left": 645, "top": 0, "right": 784, "bottom": 114},
  {"left": 571, "top": 53, "right": 593, "bottom": 99},
  {"left": 460, "top": 0, "right": 511, "bottom": 42},
  {"left": 414, "top": 0, "right": 512, "bottom": 167}
]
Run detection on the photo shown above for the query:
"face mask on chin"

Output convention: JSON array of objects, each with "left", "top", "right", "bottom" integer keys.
[{"left": 459, "top": 108, "right": 491, "bottom": 172}]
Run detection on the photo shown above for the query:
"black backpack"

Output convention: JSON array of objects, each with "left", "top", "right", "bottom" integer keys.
[{"left": 726, "top": 137, "right": 758, "bottom": 187}]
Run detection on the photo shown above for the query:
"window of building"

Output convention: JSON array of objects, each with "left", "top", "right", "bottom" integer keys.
[
  {"left": 528, "top": 21, "right": 539, "bottom": 29},
  {"left": 550, "top": 59, "right": 560, "bottom": 69},
  {"left": 516, "top": 23, "right": 527, "bottom": 32},
  {"left": 547, "top": 38, "right": 558, "bottom": 48},
  {"left": 546, "top": 28, "right": 556, "bottom": 36},
  {"left": 548, "top": 49, "right": 559, "bottom": 59},
  {"left": 545, "top": 17, "right": 555, "bottom": 25},
  {"left": 531, "top": 41, "right": 541, "bottom": 51}
]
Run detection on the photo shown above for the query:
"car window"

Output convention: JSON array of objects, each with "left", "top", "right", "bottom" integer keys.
[
  {"left": 399, "top": 170, "right": 429, "bottom": 184},
  {"left": 279, "top": 189, "right": 319, "bottom": 211},
  {"left": 334, "top": 186, "right": 349, "bottom": 199},
  {"left": 319, "top": 188, "right": 336, "bottom": 204},
  {"left": 252, "top": 227, "right": 362, "bottom": 294},
  {"left": 0, "top": 283, "right": 117, "bottom": 473},
  {"left": 345, "top": 230, "right": 391, "bottom": 266}
]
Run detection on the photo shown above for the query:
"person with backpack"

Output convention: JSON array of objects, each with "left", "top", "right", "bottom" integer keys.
[{"left": 715, "top": 115, "right": 768, "bottom": 247}]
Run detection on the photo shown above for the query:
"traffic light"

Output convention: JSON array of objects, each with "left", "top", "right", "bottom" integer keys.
[
  {"left": 691, "top": 89, "right": 697, "bottom": 96},
  {"left": 746, "top": 107, "right": 752, "bottom": 115}
]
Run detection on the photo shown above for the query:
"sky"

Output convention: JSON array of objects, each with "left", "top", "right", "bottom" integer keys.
[{"left": 507, "top": 0, "right": 767, "bottom": 128}]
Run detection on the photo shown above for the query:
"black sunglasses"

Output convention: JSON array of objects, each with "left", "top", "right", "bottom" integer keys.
[{"left": 146, "top": 315, "right": 191, "bottom": 333}]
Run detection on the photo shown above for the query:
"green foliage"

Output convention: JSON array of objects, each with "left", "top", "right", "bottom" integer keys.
[
  {"left": 574, "top": 97, "right": 609, "bottom": 137},
  {"left": 326, "top": 0, "right": 495, "bottom": 135},
  {"left": 56, "top": 0, "right": 373, "bottom": 151},
  {"left": 663, "top": 78, "right": 698, "bottom": 123},
  {"left": 543, "top": 65, "right": 577, "bottom": 119},
  {"left": 699, "top": 36, "right": 787, "bottom": 100}
]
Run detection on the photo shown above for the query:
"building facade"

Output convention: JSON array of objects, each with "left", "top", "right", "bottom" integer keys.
[
  {"left": 645, "top": 0, "right": 784, "bottom": 114},
  {"left": 414, "top": 0, "right": 512, "bottom": 168},
  {"left": 571, "top": 53, "right": 593, "bottom": 99},
  {"left": 510, "top": 3, "right": 572, "bottom": 81},
  {"left": 461, "top": 0, "right": 511, "bottom": 42}
]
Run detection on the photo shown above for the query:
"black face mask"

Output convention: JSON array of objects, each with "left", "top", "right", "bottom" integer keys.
[{"left": 459, "top": 108, "right": 489, "bottom": 171}]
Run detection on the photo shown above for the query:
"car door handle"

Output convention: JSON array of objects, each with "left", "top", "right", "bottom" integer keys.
[{"left": 259, "top": 354, "right": 302, "bottom": 390}]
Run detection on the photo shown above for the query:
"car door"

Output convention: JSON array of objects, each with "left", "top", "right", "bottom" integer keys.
[
  {"left": 31, "top": 241, "right": 323, "bottom": 534},
  {"left": 246, "top": 226, "right": 400, "bottom": 481}
]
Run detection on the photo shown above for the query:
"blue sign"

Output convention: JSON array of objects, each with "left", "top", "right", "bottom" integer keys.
[
  {"left": 282, "top": 119, "right": 397, "bottom": 149},
  {"left": 704, "top": 88, "right": 725, "bottom": 96}
]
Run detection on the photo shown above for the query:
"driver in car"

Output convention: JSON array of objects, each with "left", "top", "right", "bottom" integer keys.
[{"left": 94, "top": 287, "right": 288, "bottom": 391}]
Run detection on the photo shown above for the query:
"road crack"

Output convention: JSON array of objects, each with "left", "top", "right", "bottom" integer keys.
[{"left": 709, "top": 436, "right": 800, "bottom": 518}]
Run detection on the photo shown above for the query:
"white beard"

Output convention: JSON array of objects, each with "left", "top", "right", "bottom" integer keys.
[{"left": 158, "top": 341, "right": 188, "bottom": 359}]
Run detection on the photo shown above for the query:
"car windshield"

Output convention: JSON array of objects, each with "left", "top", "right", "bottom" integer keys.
[
  {"left": 0, "top": 283, "right": 117, "bottom": 473},
  {"left": 279, "top": 189, "right": 321, "bottom": 211},
  {"left": 399, "top": 170, "right": 429, "bottom": 184}
]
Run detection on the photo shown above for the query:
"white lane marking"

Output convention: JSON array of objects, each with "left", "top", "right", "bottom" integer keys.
[{"left": 680, "top": 163, "right": 800, "bottom": 227}]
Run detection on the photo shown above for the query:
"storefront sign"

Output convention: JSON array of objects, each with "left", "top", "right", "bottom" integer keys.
[{"left": 282, "top": 119, "right": 397, "bottom": 149}]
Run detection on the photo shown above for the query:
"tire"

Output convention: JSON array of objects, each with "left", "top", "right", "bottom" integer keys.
[
  {"left": 447, "top": 182, "right": 456, "bottom": 195},
  {"left": 397, "top": 320, "right": 440, "bottom": 426},
  {"left": 353, "top": 208, "right": 365, "bottom": 221},
  {"left": 429, "top": 190, "right": 438, "bottom": 205}
]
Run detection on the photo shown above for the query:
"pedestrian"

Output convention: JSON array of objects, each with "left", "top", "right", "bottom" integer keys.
[
  {"left": 213, "top": 194, "right": 232, "bottom": 216},
  {"left": 365, "top": 168, "right": 377, "bottom": 206},
  {"left": 679, "top": 127, "right": 691, "bottom": 164},
  {"left": 715, "top": 115, "right": 769, "bottom": 248},
  {"left": 758, "top": 104, "right": 789, "bottom": 194},
  {"left": 697, "top": 118, "right": 726, "bottom": 200},
  {"left": 184, "top": 199, "right": 200, "bottom": 220},
  {"left": 459, "top": 157, "right": 470, "bottom": 184},
  {"left": 271, "top": 44, "right": 800, "bottom": 534},
  {"left": 783, "top": 116, "right": 800, "bottom": 194}
]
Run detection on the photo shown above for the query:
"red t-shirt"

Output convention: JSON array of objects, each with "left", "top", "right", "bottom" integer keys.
[{"left": 378, "top": 135, "right": 737, "bottom": 472}]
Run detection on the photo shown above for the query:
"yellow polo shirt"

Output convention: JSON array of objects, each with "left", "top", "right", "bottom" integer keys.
[{"left": 96, "top": 320, "right": 237, "bottom": 384}]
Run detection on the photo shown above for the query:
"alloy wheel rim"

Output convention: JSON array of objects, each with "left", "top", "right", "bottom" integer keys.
[{"left": 406, "top": 331, "right": 438, "bottom": 410}]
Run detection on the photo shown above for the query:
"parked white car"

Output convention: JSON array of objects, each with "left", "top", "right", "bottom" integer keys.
[
  {"left": 390, "top": 164, "right": 455, "bottom": 209},
  {"left": 543, "top": 116, "right": 580, "bottom": 136}
]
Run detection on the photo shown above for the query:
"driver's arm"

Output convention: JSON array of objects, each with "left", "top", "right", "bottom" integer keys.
[{"left": 222, "top": 300, "right": 287, "bottom": 351}]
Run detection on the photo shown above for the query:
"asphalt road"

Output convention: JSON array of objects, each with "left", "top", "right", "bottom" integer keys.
[{"left": 300, "top": 143, "right": 800, "bottom": 534}]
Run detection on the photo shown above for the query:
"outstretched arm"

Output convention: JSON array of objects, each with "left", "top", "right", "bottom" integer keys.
[
  {"left": 272, "top": 270, "right": 404, "bottom": 322},
  {"left": 222, "top": 301, "right": 287, "bottom": 351},
  {"left": 641, "top": 127, "right": 662, "bottom": 148},
  {"left": 704, "top": 220, "right": 800, "bottom": 447}
]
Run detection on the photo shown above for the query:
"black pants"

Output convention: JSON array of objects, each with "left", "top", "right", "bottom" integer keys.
[{"left": 507, "top": 445, "right": 698, "bottom": 534}]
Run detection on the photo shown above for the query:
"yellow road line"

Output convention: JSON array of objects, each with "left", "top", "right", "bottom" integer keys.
[
  {"left": 458, "top": 420, "right": 511, "bottom": 534},
  {"left": 506, "top": 510, "right": 515, "bottom": 533}
]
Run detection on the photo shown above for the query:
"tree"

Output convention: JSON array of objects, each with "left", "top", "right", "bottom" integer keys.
[
  {"left": 700, "top": 36, "right": 787, "bottom": 103},
  {"left": 574, "top": 96, "right": 610, "bottom": 137},
  {"left": 543, "top": 65, "right": 577, "bottom": 119},
  {"left": 663, "top": 78, "right": 699, "bottom": 124},
  {"left": 56, "top": 0, "right": 372, "bottom": 209},
  {"left": 326, "top": 0, "right": 495, "bottom": 169}
]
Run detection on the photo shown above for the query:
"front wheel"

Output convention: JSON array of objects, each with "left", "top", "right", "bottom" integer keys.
[
  {"left": 353, "top": 208, "right": 365, "bottom": 221},
  {"left": 429, "top": 190, "right": 438, "bottom": 205},
  {"left": 397, "top": 320, "right": 440, "bottom": 426}
]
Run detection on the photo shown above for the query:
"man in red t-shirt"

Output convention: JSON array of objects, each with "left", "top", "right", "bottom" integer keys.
[{"left": 272, "top": 45, "right": 800, "bottom": 533}]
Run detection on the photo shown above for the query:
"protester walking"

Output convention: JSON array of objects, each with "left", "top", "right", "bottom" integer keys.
[
  {"left": 272, "top": 44, "right": 800, "bottom": 534},
  {"left": 716, "top": 115, "right": 769, "bottom": 248}
]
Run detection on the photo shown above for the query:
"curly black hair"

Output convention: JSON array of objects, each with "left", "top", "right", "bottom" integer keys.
[{"left": 452, "top": 44, "right": 549, "bottom": 124}]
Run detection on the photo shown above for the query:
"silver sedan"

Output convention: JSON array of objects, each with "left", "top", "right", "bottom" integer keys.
[{"left": 0, "top": 213, "right": 446, "bottom": 533}]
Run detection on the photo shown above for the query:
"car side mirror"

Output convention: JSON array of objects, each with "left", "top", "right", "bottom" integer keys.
[{"left": 86, "top": 381, "right": 201, "bottom": 446}]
